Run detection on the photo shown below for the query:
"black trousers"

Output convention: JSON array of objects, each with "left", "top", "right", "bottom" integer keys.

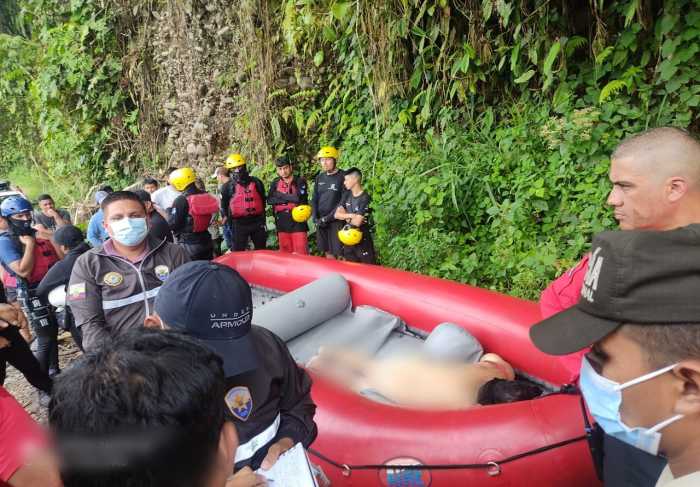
[
  {"left": 0, "top": 326, "right": 52, "bottom": 393},
  {"left": 342, "top": 235, "right": 377, "bottom": 264},
  {"left": 180, "top": 240, "right": 214, "bottom": 261},
  {"left": 232, "top": 220, "right": 267, "bottom": 251},
  {"left": 7, "top": 286, "right": 60, "bottom": 375}
]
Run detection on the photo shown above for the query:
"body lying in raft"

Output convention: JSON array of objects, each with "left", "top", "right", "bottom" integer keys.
[{"left": 306, "top": 348, "right": 543, "bottom": 409}]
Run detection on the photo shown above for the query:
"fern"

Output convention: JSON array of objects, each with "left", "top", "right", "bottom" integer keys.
[
  {"left": 565, "top": 36, "right": 588, "bottom": 57},
  {"left": 595, "top": 46, "right": 614, "bottom": 65},
  {"left": 599, "top": 79, "right": 628, "bottom": 103}
]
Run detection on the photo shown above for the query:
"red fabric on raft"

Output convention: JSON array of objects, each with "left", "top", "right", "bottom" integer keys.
[
  {"left": 216, "top": 251, "right": 601, "bottom": 487},
  {"left": 539, "top": 254, "right": 591, "bottom": 382}
]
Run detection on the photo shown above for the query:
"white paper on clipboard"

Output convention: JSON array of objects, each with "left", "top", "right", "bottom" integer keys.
[{"left": 256, "top": 443, "right": 319, "bottom": 487}]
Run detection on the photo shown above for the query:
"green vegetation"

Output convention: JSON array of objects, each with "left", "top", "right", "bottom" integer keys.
[{"left": 1, "top": 0, "right": 699, "bottom": 299}]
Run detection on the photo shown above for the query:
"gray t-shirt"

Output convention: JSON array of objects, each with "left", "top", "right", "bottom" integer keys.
[{"left": 33, "top": 209, "right": 71, "bottom": 231}]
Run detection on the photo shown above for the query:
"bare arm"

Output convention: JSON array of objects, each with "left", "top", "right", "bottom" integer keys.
[{"left": 8, "top": 237, "right": 36, "bottom": 279}]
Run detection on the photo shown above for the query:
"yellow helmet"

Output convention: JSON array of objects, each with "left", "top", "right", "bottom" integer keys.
[
  {"left": 291, "top": 204, "right": 312, "bottom": 223},
  {"left": 225, "top": 153, "right": 246, "bottom": 169},
  {"left": 338, "top": 225, "right": 363, "bottom": 246},
  {"left": 169, "top": 167, "right": 197, "bottom": 191},
  {"left": 316, "top": 146, "right": 339, "bottom": 160}
]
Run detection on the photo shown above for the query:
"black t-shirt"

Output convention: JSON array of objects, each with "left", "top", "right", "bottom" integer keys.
[
  {"left": 149, "top": 211, "right": 173, "bottom": 243},
  {"left": 312, "top": 170, "right": 345, "bottom": 222},
  {"left": 338, "top": 191, "right": 371, "bottom": 232}
]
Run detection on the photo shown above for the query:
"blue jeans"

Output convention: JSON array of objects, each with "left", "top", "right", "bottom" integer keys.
[{"left": 223, "top": 222, "right": 234, "bottom": 251}]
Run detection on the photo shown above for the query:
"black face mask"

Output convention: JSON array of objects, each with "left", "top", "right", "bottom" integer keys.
[{"left": 9, "top": 218, "right": 35, "bottom": 237}]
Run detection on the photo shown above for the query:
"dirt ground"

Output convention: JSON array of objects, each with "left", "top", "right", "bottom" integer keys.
[{"left": 3, "top": 331, "right": 81, "bottom": 423}]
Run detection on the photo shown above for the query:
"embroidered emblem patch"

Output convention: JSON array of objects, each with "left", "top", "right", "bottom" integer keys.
[
  {"left": 225, "top": 386, "right": 253, "bottom": 421},
  {"left": 154, "top": 265, "right": 170, "bottom": 282},
  {"left": 67, "top": 282, "right": 86, "bottom": 301},
  {"left": 103, "top": 272, "right": 123, "bottom": 287}
]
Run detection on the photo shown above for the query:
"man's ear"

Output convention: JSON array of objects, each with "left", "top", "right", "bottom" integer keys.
[
  {"left": 666, "top": 176, "right": 688, "bottom": 203},
  {"left": 672, "top": 360, "right": 700, "bottom": 416},
  {"left": 143, "top": 313, "right": 164, "bottom": 329}
]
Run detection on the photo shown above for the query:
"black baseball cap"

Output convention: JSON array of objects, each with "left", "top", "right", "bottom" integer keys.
[
  {"left": 530, "top": 224, "right": 700, "bottom": 355},
  {"left": 154, "top": 261, "right": 258, "bottom": 376},
  {"left": 53, "top": 225, "right": 84, "bottom": 248}
]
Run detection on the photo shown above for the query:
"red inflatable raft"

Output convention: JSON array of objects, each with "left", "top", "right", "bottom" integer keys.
[{"left": 217, "top": 251, "right": 601, "bottom": 487}]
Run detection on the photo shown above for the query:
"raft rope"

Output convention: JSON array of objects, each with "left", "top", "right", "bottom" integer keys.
[{"left": 307, "top": 385, "right": 591, "bottom": 478}]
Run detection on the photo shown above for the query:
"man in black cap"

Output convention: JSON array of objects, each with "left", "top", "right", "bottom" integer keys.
[
  {"left": 145, "top": 261, "right": 317, "bottom": 482},
  {"left": 530, "top": 225, "right": 700, "bottom": 487},
  {"left": 36, "top": 225, "right": 90, "bottom": 351}
]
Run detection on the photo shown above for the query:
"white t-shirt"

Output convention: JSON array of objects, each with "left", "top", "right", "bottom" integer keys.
[
  {"left": 151, "top": 185, "right": 181, "bottom": 210},
  {"left": 655, "top": 466, "right": 700, "bottom": 487}
]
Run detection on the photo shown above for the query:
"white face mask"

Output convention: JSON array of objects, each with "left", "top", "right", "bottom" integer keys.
[
  {"left": 109, "top": 217, "right": 148, "bottom": 247},
  {"left": 579, "top": 357, "right": 684, "bottom": 456}
]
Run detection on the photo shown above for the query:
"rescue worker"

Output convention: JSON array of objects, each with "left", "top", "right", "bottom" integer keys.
[
  {"left": 312, "top": 146, "right": 345, "bottom": 258},
  {"left": 36, "top": 225, "right": 91, "bottom": 351},
  {"left": 146, "top": 261, "right": 317, "bottom": 478},
  {"left": 167, "top": 168, "right": 219, "bottom": 260},
  {"left": 334, "top": 167, "right": 377, "bottom": 264},
  {"left": 0, "top": 196, "right": 60, "bottom": 381},
  {"left": 530, "top": 226, "right": 700, "bottom": 487},
  {"left": 68, "top": 191, "right": 189, "bottom": 351},
  {"left": 268, "top": 155, "right": 309, "bottom": 254},
  {"left": 223, "top": 154, "right": 267, "bottom": 251},
  {"left": 134, "top": 189, "right": 173, "bottom": 243},
  {"left": 213, "top": 166, "right": 234, "bottom": 251},
  {"left": 539, "top": 127, "right": 700, "bottom": 486}
]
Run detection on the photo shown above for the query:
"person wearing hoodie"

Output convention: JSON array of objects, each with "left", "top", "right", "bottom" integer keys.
[{"left": 36, "top": 225, "right": 91, "bottom": 351}]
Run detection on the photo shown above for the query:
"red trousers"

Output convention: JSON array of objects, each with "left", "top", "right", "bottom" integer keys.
[{"left": 277, "top": 232, "right": 308, "bottom": 254}]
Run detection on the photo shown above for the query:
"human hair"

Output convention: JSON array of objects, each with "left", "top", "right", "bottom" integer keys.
[
  {"left": 476, "top": 379, "right": 543, "bottom": 405},
  {"left": 100, "top": 191, "right": 146, "bottom": 214},
  {"left": 99, "top": 185, "right": 114, "bottom": 193},
  {"left": 612, "top": 127, "right": 700, "bottom": 160},
  {"left": 143, "top": 177, "right": 159, "bottom": 188},
  {"left": 133, "top": 189, "right": 151, "bottom": 203},
  {"left": 345, "top": 167, "right": 363, "bottom": 183},
  {"left": 49, "top": 329, "right": 227, "bottom": 487},
  {"left": 621, "top": 323, "right": 700, "bottom": 368},
  {"left": 37, "top": 194, "right": 53, "bottom": 203}
]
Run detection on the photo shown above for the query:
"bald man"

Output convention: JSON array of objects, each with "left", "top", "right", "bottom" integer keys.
[{"left": 539, "top": 127, "right": 700, "bottom": 486}]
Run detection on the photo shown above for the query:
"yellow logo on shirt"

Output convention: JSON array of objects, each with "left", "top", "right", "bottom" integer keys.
[{"left": 103, "top": 272, "right": 124, "bottom": 287}]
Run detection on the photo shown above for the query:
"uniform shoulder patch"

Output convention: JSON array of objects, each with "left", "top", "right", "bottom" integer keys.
[
  {"left": 102, "top": 272, "right": 123, "bottom": 287},
  {"left": 225, "top": 386, "right": 253, "bottom": 421},
  {"left": 68, "top": 282, "right": 86, "bottom": 301},
  {"left": 154, "top": 265, "right": 170, "bottom": 282}
]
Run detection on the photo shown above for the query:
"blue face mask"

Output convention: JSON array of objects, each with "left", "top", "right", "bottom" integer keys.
[
  {"left": 579, "top": 357, "right": 683, "bottom": 456},
  {"left": 109, "top": 217, "right": 148, "bottom": 247}
]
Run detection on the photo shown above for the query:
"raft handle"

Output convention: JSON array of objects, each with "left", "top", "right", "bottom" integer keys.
[
  {"left": 341, "top": 464, "right": 352, "bottom": 477},
  {"left": 487, "top": 462, "right": 501, "bottom": 477}
]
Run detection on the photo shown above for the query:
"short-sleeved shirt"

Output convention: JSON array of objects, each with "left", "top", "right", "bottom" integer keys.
[
  {"left": 0, "top": 386, "right": 47, "bottom": 484},
  {"left": 338, "top": 191, "right": 372, "bottom": 232},
  {"left": 32, "top": 209, "right": 71, "bottom": 231},
  {"left": 0, "top": 232, "right": 22, "bottom": 275}
]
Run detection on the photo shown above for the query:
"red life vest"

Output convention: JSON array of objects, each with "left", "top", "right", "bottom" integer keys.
[
  {"left": 230, "top": 181, "right": 264, "bottom": 218},
  {"left": 273, "top": 178, "right": 298, "bottom": 213},
  {"left": 2, "top": 238, "right": 59, "bottom": 287},
  {"left": 186, "top": 193, "right": 220, "bottom": 233}
]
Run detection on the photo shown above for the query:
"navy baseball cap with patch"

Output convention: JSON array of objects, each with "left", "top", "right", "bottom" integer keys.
[
  {"left": 154, "top": 261, "right": 258, "bottom": 376},
  {"left": 530, "top": 224, "right": 700, "bottom": 355}
]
